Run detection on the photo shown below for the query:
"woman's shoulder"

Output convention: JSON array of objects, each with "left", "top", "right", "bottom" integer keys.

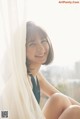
[
  {"left": 37, "top": 72, "right": 46, "bottom": 82},
  {"left": 37, "top": 72, "right": 42, "bottom": 79}
]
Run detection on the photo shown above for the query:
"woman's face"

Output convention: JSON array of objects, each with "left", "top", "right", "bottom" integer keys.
[{"left": 26, "top": 33, "right": 49, "bottom": 65}]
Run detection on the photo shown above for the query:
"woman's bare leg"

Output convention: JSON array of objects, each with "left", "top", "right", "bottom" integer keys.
[
  {"left": 58, "top": 105, "right": 80, "bottom": 119},
  {"left": 42, "top": 93, "right": 72, "bottom": 119},
  {"left": 43, "top": 93, "right": 71, "bottom": 119}
]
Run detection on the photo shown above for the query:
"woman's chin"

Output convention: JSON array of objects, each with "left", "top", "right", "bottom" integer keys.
[{"left": 35, "top": 58, "right": 47, "bottom": 64}]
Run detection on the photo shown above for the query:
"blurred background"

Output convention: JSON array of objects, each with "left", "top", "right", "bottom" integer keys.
[{"left": 27, "top": 0, "right": 80, "bottom": 108}]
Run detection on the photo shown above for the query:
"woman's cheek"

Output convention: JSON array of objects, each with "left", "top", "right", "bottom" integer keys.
[{"left": 45, "top": 44, "right": 49, "bottom": 53}]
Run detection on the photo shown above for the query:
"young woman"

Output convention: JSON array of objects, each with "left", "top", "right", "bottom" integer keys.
[{"left": 26, "top": 21, "right": 80, "bottom": 119}]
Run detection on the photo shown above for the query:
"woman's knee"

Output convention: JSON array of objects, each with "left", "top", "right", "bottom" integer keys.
[
  {"left": 68, "top": 105, "right": 80, "bottom": 113},
  {"left": 43, "top": 93, "right": 67, "bottom": 112},
  {"left": 50, "top": 93, "right": 71, "bottom": 108},
  {"left": 43, "top": 93, "right": 72, "bottom": 118},
  {"left": 59, "top": 105, "right": 80, "bottom": 119}
]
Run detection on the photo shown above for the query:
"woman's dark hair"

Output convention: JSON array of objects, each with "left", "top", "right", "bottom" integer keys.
[{"left": 26, "top": 21, "right": 54, "bottom": 71}]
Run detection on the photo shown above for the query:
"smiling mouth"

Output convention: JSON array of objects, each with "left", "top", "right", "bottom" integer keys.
[
  {"left": 35, "top": 55, "right": 44, "bottom": 58},
  {"left": 35, "top": 54, "right": 46, "bottom": 58},
  {"left": 35, "top": 53, "right": 48, "bottom": 59},
  {"left": 35, "top": 53, "right": 46, "bottom": 57}
]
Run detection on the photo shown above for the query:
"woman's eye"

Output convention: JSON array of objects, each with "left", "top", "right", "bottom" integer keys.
[
  {"left": 28, "top": 42, "right": 36, "bottom": 47},
  {"left": 41, "top": 39, "right": 48, "bottom": 44}
]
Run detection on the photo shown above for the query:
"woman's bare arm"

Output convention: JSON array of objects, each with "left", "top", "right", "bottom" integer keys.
[
  {"left": 37, "top": 72, "right": 80, "bottom": 106},
  {"left": 37, "top": 72, "right": 60, "bottom": 96}
]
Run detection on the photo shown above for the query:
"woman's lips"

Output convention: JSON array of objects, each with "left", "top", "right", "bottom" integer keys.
[
  {"left": 35, "top": 54, "right": 46, "bottom": 58},
  {"left": 35, "top": 53, "right": 46, "bottom": 57},
  {"left": 35, "top": 55, "right": 44, "bottom": 57}
]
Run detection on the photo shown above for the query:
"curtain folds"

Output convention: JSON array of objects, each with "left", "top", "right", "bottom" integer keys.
[{"left": 0, "top": 0, "right": 45, "bottom": 119}]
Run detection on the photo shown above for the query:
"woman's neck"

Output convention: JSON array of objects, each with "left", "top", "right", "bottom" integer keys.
[{"left": 28, "top": 64, "right": 41, "bottom": 76}]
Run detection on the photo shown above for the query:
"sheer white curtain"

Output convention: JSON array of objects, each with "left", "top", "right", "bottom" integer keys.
[{"left": 0, "top": 0, "right": 45, "bottom": 119}]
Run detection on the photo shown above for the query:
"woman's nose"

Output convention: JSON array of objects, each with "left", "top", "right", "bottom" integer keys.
[{"left": 37, "top": 43, "right": 45, "bottom": 53}]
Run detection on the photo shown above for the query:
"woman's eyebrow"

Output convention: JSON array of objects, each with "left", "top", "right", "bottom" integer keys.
[
  {"left": 41, "top": 37, "right": 46, "bottom": 40},
  {"left": 27, "top": 39, "right": 36, "bottom": 44}
]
